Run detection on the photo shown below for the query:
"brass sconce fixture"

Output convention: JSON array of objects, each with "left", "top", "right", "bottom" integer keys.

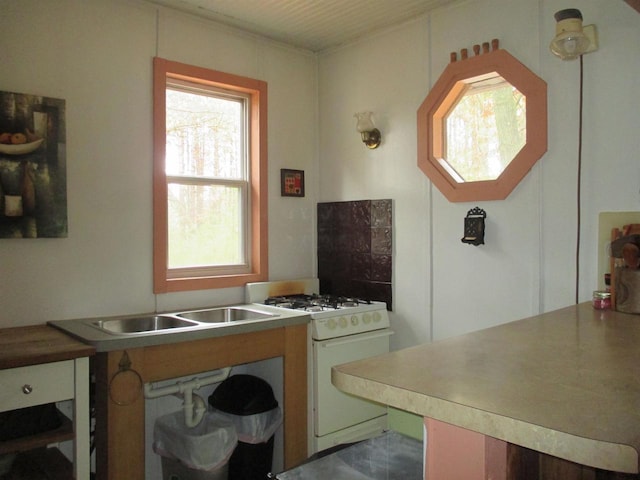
[
  {"left": 461, "top": 207, "right": 486, "bottom": 246},
  {"left": 550, "top": 8, "right": 598, "bottom": 60},
  {"left": 354, "top": 112, "right": 381, "bottom": 149}
]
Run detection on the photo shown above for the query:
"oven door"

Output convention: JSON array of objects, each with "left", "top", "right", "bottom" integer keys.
[{"left": 313, "top": 329, "right": 392, "bottom": 437}]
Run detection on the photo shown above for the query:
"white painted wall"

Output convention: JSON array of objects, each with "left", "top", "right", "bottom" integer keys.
[
  {"left": 319, "top": 16, "right": 433, "bottom": 348},
  {"left": 0, "top": 0, "right": 317, "bottom": 326},
  {"left": 318, "top": 0, "right": 640, "bottom": 346}
]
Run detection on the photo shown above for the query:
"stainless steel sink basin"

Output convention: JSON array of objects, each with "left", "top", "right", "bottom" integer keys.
[
  {"left": 77, "top": 306, "right": 281, "bottom": 341},
  {"left": 92, "top": 315, "right": 198, "bottom": 334},
  {"left": 47, "top": 303, "right": 302, "bottom": 351},
  {"left": 176, "top": 307, "right": 276, "bottom": 323}
]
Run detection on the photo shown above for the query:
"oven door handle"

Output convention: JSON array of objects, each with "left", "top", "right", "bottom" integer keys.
[{"left": 320, "top": 329, "right": 394, "bottom": 348}]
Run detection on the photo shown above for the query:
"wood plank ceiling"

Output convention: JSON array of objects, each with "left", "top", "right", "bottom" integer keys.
[
  {"left": 146, "top": 0, "right": 460, "bottom": 52},
  {"left": 149, "top": 0, "right": 639, "bottom": 52}
]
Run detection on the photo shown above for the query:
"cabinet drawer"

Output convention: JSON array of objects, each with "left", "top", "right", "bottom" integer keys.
[{"left": 0, "top": 361, "right": 74, "bottom": 412}]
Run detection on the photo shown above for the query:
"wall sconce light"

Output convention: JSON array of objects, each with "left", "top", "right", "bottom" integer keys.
[
  {"left": 354, "top": 112, "right": 381, "bottom": 149},
  {"left": 550, "top": 9, "right": 599, "bottom": 303},
  {"left": 550, "top": 8, "right": 598, "bottom": 60}
]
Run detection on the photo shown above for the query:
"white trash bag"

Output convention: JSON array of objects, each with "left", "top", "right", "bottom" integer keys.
[
  {"left": 153, "top": 410, "right": 238, "bottom": 471},
  {"left": 210, "top": 406, "right": 282, "bottom": 444}
]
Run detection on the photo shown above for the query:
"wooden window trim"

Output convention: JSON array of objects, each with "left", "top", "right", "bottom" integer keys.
[
  {"left": 417, "top": 49, "right": 547, "bottom": 202},
  {"left": 153, "top": 57, "right": 268, "bottom": 293}
]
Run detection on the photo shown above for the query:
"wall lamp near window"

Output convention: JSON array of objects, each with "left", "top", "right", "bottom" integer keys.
[
  {"left": 550, "top": 8, "right": 598, "bottom": 60},
  {"left": 354, "top": 112, "right": 381, "bottom": 149},
  {"left": 549, "top": 9, "right": 599, "bottom": 304}
]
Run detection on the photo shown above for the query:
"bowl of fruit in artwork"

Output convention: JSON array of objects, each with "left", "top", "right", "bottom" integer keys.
[{"left": 0, "top": 131, "right": 44, "bottom": 155}]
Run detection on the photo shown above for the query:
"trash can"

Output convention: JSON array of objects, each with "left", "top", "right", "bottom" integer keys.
[
  {"left": 153, "top": 410, "right": 238, "bottom": 480},
  {"left": 208, "top": 375, "right": 283, "bottom": 480}
]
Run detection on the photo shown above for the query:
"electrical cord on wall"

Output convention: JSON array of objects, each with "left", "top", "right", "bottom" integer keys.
[{"left": 575, "top": 55, "right": 584, "bottom": 305}]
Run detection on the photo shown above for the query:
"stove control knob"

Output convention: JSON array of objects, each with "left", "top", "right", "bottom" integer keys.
[
  {"left": 339, "top": 317, "right": 348, "bottom": 328},
  {"left": 327, "top": 318, "right": 337, "bottom": 329},
  {"left": 350, "top": 315, "right": 359, "bottom": 326},
  {"left": 362, "top": 313, "right": 372, "bottom": 324},
  {"left": 373, "top": 312, "right": 382, "bottom": 323}
]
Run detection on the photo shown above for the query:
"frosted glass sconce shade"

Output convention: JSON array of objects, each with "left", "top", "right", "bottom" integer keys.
[
  {"left": 354, "top": 112, "right": 381, "bottom": 149},
  {"left": 550, "top": 8, "right": 598, "bottom": 60}
]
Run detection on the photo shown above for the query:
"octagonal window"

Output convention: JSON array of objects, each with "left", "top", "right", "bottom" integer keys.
[
  {"left": 418, "top": 47, "right": 547, "bottom": 202},
  {"left": 444, "top": 75, "right": 526, "bottom": 182}
]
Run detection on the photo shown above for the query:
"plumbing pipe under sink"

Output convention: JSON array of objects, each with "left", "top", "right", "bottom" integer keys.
[{"left": 144, "top": 367, "right": 232, "bottom": 427}]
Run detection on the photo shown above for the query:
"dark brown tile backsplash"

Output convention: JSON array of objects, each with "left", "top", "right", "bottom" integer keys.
[{"left": 318, "top": 199, "right": 393, "bottom": 310}]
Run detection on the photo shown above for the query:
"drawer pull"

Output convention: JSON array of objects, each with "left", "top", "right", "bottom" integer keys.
[{"left": 22, "top": 384, "right": 33, "bottom": 394}]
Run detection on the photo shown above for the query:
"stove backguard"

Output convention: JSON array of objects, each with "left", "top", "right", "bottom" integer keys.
[{"left": 317, "top": 199, "right": 393, "bottom": 310}]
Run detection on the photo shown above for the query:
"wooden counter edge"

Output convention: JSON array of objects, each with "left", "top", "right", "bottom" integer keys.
[{"left": 0, "top": 325, "right": 95, "bottom": 369}]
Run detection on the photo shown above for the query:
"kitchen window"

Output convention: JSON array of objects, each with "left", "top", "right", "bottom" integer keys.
[{"left": 153, "top": 58, "right": 268, "bottom": 293}]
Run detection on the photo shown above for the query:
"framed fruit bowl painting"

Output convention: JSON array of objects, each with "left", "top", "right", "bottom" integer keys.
[{"left": 0, "top": 90, "right": 67, "bottom": 238}]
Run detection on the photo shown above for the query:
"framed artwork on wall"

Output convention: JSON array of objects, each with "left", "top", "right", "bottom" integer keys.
[
  {"left": 281, "top": 169, "right": 305, "bottom": 197},
  {"left": 0, "top": 90, "right": 67, "bottom": 238}
]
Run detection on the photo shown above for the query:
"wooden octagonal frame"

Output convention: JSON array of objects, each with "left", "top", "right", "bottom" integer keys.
[{"left": 417, "top": 49, "right": 547, "bottom": 202}]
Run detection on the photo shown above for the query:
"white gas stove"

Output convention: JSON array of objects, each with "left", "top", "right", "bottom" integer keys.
[
  {"left": 246, "top": 278, "right": 392, "bottom": 454},
  {"left": 245, "top": 278, "right": 389, "bottom": 339}
]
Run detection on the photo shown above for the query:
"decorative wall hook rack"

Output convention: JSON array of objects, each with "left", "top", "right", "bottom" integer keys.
[
  {"left": 449, "top": 39, "right": 499, "bottom": 63},
  {"left": 461, "top": 207, "right": 486, "bottom": 246}
]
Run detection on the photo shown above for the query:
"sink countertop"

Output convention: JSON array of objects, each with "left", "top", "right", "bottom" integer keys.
[
  {"left": 332, "top": 303, "right": 640, "bottom": 473},
  {"left": 48, "top": 304, "right": 310, "bottom": 352}
]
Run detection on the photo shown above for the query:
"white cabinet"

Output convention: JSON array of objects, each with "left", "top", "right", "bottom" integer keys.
[
  {"left": 0, "top": 361, "right": 74, "bottom": 410},
  {"left": 0, "top": 326, "right": 94, "bottom": 479}
]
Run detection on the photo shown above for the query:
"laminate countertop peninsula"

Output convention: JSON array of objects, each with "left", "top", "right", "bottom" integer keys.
[{"left": 332, "top": 303, "right": 640, "bottom": 476}]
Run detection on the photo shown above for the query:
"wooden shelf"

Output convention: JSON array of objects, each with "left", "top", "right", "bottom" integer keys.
[{"left": 0, "top": 412, "right": 73, "bottom": 456}]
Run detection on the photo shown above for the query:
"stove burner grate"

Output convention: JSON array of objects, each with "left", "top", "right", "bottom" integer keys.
[{"left": 264, "top": 294, "right": 370, "bottom": 311}]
